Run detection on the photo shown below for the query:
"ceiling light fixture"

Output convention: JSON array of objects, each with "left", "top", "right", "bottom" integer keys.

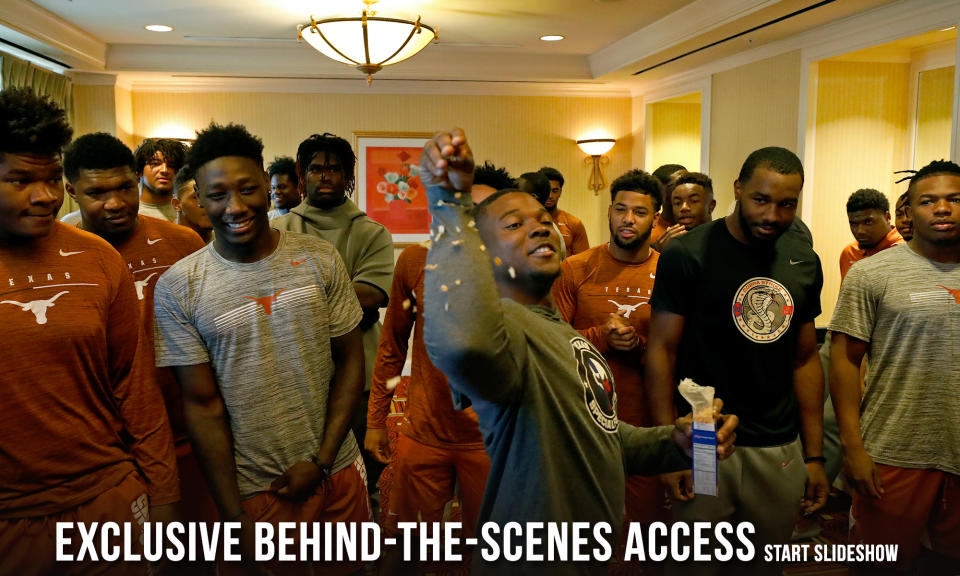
[
  {"left": 540, "top": 35, "right": 565, "bottom": 42},
  {"left": 298, "top": 0, "right": 437, "bottom": 85},
  {"left": 145, "top": 24, "right": 174, "bottom": 33},
  {"left": 577, "top": 138, "right": 616, "bottom": 194}
]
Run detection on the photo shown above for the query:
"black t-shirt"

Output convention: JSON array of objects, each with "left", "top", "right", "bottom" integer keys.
[{"left": 651, "top": 218, "right": 823, "bottom": 447}]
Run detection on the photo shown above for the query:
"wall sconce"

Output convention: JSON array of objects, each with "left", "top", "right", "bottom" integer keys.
[{"left": 577, "top": 138, "right": 615, "bottom": 194}]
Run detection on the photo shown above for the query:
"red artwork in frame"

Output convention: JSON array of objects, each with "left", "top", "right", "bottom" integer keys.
[{"left": 354, "top": 132, "right": 434, "bottom": 246}]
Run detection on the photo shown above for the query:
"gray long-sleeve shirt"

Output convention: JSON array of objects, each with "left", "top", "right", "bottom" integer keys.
[{"left": 422, "top": 184, "right": 689, "bottom": 575}]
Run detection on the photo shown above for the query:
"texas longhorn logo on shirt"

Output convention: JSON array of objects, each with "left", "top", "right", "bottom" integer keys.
[
  {"left": 570, "top": 336, "right": 619, "bottom": 433},
  {"left": 731, "top": 277, "right": 795, "bottom": 343}
]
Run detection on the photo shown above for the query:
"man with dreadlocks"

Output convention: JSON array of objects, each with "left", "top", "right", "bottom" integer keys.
[
  {"left": 0, "top": 88, "right": 180, "bottom": 573},
  {"left": 830, "top": 160, "right": 960, "bottom": 575},
  {"left": 273, "top": 133, "right": 394, "bottom": 495}
]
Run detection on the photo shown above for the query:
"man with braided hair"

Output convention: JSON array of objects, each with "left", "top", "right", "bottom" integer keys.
[{"left": 830, "top": 160, "right": 960, "bottom": 575}]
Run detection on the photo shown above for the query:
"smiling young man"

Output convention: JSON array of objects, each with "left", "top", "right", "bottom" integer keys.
[
  {"left": 134, "top": 138, "right": 187, "bottom": 222},
  {"left": 839, "top": 188, "right": 903, "bottom": 282},
  {"left": 267, "top": 155, "right": 300, "bottom": 219},
  {"left": 172, "top": 165, "right": 214, "bottom": 243},
  {"left": 830, "top": 160, "right": 960, "bottom": 576},
  {"left": 645, "top": 147, "right": 826, "bottom": 576},
  {"left": 153, "top": 122, "right": 369, "bottom": 575},
  {"left": 419, "top": 128, "right": 737, "bottom": 575},
  {"left": 0, "top": 88, "right": 180, "bottom": 574},
  {"left": 63, "top": 132, "right": 211, "bottom": 533},
  {"left": 553, "top": 169, "right": 671, "bottom": 566}
]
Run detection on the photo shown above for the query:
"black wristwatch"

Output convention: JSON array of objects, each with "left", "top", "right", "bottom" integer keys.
[{"left": 310, "top": 455, "right": 332, "bottom": 478}]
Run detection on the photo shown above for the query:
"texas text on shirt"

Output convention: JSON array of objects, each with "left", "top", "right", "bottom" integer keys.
[{"left": 0, "top": 222, "right": 180, "bottom": 518}]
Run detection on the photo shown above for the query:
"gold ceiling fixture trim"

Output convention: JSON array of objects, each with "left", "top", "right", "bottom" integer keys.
[{"left": 298, "top": 0, "right": 438, "bottom": 86}]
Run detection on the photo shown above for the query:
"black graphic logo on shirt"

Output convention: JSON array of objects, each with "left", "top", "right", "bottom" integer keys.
[
  {"left": 732, "top": 277, "right": 794, "bottom": 343},
  {"left": 571, "top": 336, "right": 618, "bottom": 433}
]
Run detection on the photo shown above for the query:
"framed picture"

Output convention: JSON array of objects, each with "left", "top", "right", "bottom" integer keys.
[{"left": 354, "top": 131, "right": 434, "bottom": 246}]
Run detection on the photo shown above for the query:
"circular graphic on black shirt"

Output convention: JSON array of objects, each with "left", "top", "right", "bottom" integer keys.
[
  {"left": 731, "top": 277, "right": 795, "bottom": 343},
  {"left": 570, "top": 336, "right": 618, "bottom": 433}
]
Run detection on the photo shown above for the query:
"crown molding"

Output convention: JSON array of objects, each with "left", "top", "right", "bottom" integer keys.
[{"left": 0, "top": 0, "right": 105, "bottom": 68}]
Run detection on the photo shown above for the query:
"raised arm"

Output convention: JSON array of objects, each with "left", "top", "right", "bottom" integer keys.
[{"left": 420, "top": 129, "right": 523, "bottom": 404}]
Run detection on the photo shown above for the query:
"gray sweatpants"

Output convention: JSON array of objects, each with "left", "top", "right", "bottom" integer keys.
[{"left": 666, "top": 438, "right": 808, "bottom": 576}]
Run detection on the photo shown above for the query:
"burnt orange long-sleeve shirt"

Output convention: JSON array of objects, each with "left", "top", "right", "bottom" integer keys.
[
  {"left": 554, "top": 244, "right": 659, "bottom": 427},
  {"left": 115, "top": 215, "right": 205, "bottom": 447},
  {"left": 368, "top": 244, "right": 484, "bottom": 448},
  {"left": 0, "top": 223, "right": 180, "bottom": 518},
  {"left": 553, "top": 209, "right": 590, "bottom": 256}
]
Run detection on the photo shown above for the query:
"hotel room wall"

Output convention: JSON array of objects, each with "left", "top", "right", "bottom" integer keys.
[
  {"left": 645, "top": 101, "right": 701, "bottom": 174},
  {"left": 811, "top": 60, "right": 911, "bottom": 324},
  {"left": 915, "top": 65, "right": 955, "bottom": 167},
  {"left": 128, "top": 91, "right": 632, "bottom": 252},
  {"left": 708, "top": 50, "right": 803, "bottom": 217}
]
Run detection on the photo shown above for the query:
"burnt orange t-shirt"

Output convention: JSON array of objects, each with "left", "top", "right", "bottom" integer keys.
[
  {"left": 0, "top": 223, "right": 179, "bottom": 518},
  {"left": 839, "top": 227, "right": 903, "bottom": 283},
  {"left": 553, "top": 209, "right": 590, "bottom": 256},
  {"left": 114, "top": 215, "right": 206, "bottom": 446},
  {"left": 368, "top": 244, "right": 484, "bottom": 448},
  {"left": 554, "top": 244, "right": 659, "bottom": 427}
]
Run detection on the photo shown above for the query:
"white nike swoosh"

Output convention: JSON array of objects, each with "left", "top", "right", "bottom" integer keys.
[
  {"left": 59, "top": 249, "right": 83, "bottom": 256},
  {"left": 146, "top": 238, "right": 163, "bottom": 245},
  {"left": 790, "top": 259, "right": 803, "bottom": 265}
]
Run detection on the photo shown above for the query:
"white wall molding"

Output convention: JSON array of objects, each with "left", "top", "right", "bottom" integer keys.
[{"left": 0, "top": 0, "right": 105, "bottom": 68}]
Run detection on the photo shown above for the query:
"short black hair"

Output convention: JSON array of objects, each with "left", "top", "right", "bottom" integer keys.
[
  {"left": 474, "top": 188, "right": 525, "bottom": 226},
  {"left": 674, "top": 171, "right": 713, "bottom": 197},
  {"left": 173, "top": 164, "right": 195, "bottom": 198},
  {"left": 517, "top": 171, "right": 550, "bottom": 205},
  {"left": 652, "top": 164, "right": 686, "bottom": 185},
  {"left": 267, "top": 155, "right": 298, "bottom": 185},
  {"left": 296, "top": 133, "right": 356, "bottom": 193},
  {"left": 0, "top": 87, "right": 72, "bottom": 157},
  {"left": 539, "top": 166, "right": 564, "bottom": 187},
  {"left": 473, "top": 161, "right": 514, "bottom": 191},
  {"left": 134, "top": 138, "right": 187, "bottom": 174},
  {"left": 846, "top": 188, "right": 888, "bottom": 213},
  {"left": 737, "top": 147, "right": 804, "bottom": 185},
  {"left": 898, "top": 159, "right": 960, "bottom": 200},
  {"left": 63, "top": 132, "right": 135, "bottom": 184},
  {"left": 610, "top": 169, "right": 662, "bottom": 211},
  {"left": 188, "top": 122, "right": 264, "bottom": 174}
]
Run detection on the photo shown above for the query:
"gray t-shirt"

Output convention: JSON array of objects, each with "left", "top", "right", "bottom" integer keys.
[
  {"left": 830, "top": 243, "right": 960, "bottom": 475},
  {"left": 153, "top": 230, "right": 364, "bottom": 496},
  {"left": 140, "top": 201, "right": 176, "bottom": 222},
  {"left": 422, "top": 185, "right": 690, "bottom": 575}
]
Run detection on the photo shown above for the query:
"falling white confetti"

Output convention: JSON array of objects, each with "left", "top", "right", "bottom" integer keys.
[
  {"left": 508, "top": 266, "right": 516, "bottom": 279},
  {"left": 468, "top": 220, "right": 476, "bottom": 229},
  {"left": 479, "top": 244, "right": 486, "bottom": 252},
  {"left": 441, "top": 284, "right": 449, "bottom": 292},
  {"left": 451, "top": 239, "right": 464, "bottom": 246},
  {"left": 455, "top": 279, "right": 461, "bottom": 286},
  {"left": 444, "top": 302, "right": 449, "bottom": 312},
  {"left": 386, "top": 376, "right": 402, "bottom": 390},
  {"left": 426, "top": 263, "right": 438, "bottom": 270}
]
